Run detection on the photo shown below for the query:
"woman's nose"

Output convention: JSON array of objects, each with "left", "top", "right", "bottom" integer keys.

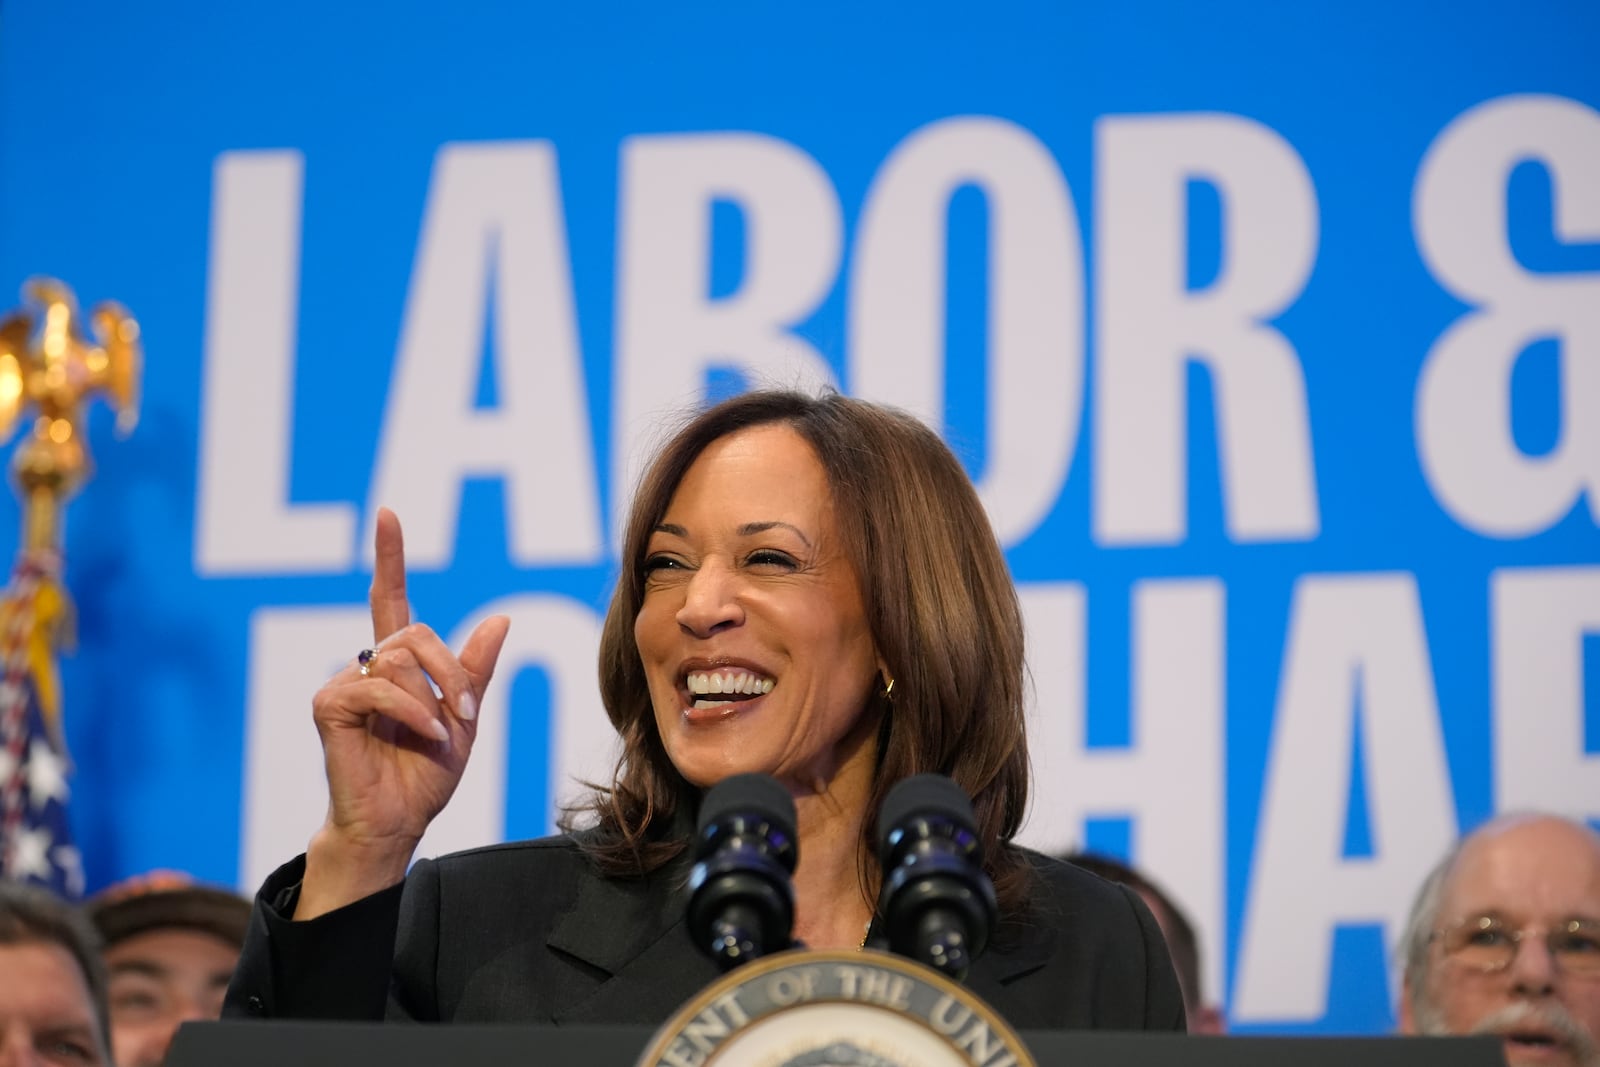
[{"left": 675, "top": 562, "right": 744, "bottom": 637}]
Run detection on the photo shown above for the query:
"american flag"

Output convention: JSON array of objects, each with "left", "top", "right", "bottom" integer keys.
[{"left": 0, "top": 552, "right": 83, "bottom": 899}]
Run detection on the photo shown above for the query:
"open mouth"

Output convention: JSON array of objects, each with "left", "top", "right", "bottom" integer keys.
[
  {"left": 1501, "top": 1032, "right": 1565, "bottom": 1059},
  {"left": 684, "top": 668, "right": 774, "bottom": 711},
  {"left": 1472, "top": 1002, "right": 1586, "bottom": 1063}
]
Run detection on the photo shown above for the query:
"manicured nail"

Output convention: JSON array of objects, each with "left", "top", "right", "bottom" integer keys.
[
  {"left": 429, "top": 720, "right": 450, "bottom": 743},
  {"left": 458, "top": 692, "right": 478, "bottom": 722}
]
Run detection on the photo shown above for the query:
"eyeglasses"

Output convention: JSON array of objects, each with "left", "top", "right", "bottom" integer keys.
[{"left": 1434, "top": 915, "right": 1600, "bottom": 977}]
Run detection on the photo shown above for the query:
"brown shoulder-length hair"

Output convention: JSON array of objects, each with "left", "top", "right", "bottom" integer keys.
[{"left": 566, "top": 389, "right": 1033, "bottom": 915}]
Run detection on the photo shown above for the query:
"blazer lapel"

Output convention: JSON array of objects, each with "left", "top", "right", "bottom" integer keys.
[
  {"left": 963, "top": 908, "right": 1058, "bottom": 1007},
  {"left": 545, "top": 838, "right": 722, "bottom": 1024}
]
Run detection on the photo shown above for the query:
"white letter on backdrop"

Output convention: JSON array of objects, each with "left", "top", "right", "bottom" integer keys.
[
  {"left": 1094, "top": 114, "right": 1320, "bottom": 546},
  {"left": 1414, "top": 95, "right": 1600, "bottom": 537},
  {"left": 197, "top": 151, "right": 357, "bottom": 574},
  {"left": 413, "top": 593, "right": 611, "bottom": 862},
  {"left": 1233, "top": 574, "right": 1457, "bottom": 1021},
  {"left": 1018, "top": 579, "right": 1226, "bottom": 1006},
  {"left": 849, "top": 117, "right": 1084, "bottom": 547},
  {"left": 239, "top": 596, "right": 612, "bottom": 891},
  {"left": 1493, "top": 566, "right": 1600, "bottom": 817},
  {"left": 367, "top": 142, "right": 601, "bottom": 569},
  {"left": 613, "top": 133, "right": 841, "bottom": 546}
]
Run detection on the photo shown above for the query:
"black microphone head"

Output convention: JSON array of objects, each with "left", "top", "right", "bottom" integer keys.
[
  {"left": 875, "top": 773, "right": 995, "bottom": 980},
  {"left": 686, "top": 773, "right": 799, "bottom": 971},
  {"left": 697, "top": 772, "right": 797, "bottom": 841},
  {"left": 877, "top": 773, "right": 977, "bottom": 858}
]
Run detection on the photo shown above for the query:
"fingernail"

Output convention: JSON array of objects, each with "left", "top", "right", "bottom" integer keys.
[
  {"left": 458, "top": 692, "right": 478, "bottom": 722},
  {"left": 429, "top": 721, "right": 450, "bottom": 743}
]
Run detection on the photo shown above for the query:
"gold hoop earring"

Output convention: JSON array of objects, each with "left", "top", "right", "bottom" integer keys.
[{"left": 881, "top": 675, "right": 895, "bottom": 701}]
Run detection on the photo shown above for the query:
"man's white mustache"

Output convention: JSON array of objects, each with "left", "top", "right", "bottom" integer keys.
[{"left": 1469, "top": 1001, "right": 1598, "bottom": 1064}]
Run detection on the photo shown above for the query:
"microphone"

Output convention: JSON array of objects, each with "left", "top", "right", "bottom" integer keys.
[
  {"left": 876, "top": 773, "right": 997, "bottom": 981},
  {"left": 685, "top": 773, "right": 799, "bottom": 972}
]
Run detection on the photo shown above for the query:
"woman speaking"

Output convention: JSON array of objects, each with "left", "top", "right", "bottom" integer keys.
[{"left": 225, "top": 389, "right": 1184, "bottom": 1030}]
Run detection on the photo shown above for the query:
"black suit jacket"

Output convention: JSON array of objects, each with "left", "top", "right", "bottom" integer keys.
[{"left": 225, "top": 833, "right": 1185, "bottom": 1031}]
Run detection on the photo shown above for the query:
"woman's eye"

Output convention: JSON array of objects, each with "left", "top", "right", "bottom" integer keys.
[
  {"left": 642, "top": 554, "right": 682, "bottom": 574},
  {"left": 746, "top": 550, "right": 797, "bottom": 569}
]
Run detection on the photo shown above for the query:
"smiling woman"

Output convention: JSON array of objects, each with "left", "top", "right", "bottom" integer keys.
[
  {"left": 587, "top": 393, "right": 1036, "bottom": 952},
  {"left": 222, "top": 388, "right": 1186, "bottom": 1032}
]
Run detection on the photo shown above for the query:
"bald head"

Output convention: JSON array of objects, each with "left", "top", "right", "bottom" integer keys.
[{"left": 1400, "top": 814, "right": 1600, "bottom": 1067}]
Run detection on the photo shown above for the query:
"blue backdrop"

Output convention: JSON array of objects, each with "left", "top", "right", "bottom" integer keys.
[{"left": 1, "top": 0, "right": 1597, "bottom": 1033}]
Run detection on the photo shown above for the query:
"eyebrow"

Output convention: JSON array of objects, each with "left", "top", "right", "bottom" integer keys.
[
  {"left": 38, "top": 1023, "right": 99, "bottom": 1048},
  {"left": 110, "top": 957, "right": 238, "bottom": 979},
  {"left": 651, "top": 521, "right": 813, "bottom": 548},
  {"left": 109, "top": 959, "right": 170, "bottom": 979}
]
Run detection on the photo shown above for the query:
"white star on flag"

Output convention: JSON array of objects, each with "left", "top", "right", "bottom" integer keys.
[
  {"left": 7, "top": 824, "right": 53, "bottom": 881},
  {"left": 26, "top": 738, "right": 69, "bottom": 810}
]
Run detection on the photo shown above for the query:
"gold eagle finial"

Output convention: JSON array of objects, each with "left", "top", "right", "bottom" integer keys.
[{"left": 0, "top": 278, "right": 142, "bottom": 552}]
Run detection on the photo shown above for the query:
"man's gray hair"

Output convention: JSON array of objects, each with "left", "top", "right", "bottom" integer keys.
[{"left": 1399, "top": 840, "right": 1462, "bottom": 1003}]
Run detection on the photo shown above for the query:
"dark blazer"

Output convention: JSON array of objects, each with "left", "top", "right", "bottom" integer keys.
[{"left": 224, "top": 833, "right": 1185, "bottom": 1031}]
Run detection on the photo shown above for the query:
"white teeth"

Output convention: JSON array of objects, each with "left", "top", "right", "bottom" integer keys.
[{"left": 685, "top": 669, "right": 774, "bottom": 697}]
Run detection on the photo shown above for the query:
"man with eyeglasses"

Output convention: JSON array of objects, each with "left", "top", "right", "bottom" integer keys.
[{"left": 1399, "top": 813, "right": 1600, "bottom": 1067}]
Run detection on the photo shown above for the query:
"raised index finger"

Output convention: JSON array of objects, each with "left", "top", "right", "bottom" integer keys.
[{"left": 370, "top": 506, "right": 412, "bottom": 642}]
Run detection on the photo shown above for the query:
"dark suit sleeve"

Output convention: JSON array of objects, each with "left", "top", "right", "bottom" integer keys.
[
  {"left": 222, "top": 854, "right": 407, "bottom": 1021},
  {"left": 1115, "top": 882, "right": 1188, "bottom": 1032}
]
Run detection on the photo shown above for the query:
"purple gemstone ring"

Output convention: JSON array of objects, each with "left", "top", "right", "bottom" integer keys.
[{"left": 357, "top": 647, "right": 381, "bottom": 677}]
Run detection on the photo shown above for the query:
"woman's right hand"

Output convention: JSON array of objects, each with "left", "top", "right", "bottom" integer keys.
[{"left": 295, "top": 507, "right": 510, "bottom": 919}]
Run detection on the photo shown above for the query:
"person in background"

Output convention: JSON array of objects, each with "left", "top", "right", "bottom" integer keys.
[
  {"left": 1064, "top": 851, "right": 1227, "bottom": 1034},
  {"left": 0, "top": 880, "right": 110, "bottom": 1067},
  {"left": 86, "top": 873, "right": 251, "bottom": 1067},
  {"left": 1399, "top": 813, "right": 1600, "bottom": 1067}
]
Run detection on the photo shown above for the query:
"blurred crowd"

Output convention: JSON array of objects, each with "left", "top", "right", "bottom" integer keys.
[{"left": 1, "top": 872, "right": 248, "bottom": 1067}]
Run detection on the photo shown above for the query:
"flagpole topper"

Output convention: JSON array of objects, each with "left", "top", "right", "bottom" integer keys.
[{"left": 0, "top": 277, "right": 142, "bottom": 554}]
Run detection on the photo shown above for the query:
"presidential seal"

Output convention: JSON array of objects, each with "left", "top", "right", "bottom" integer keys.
[{"left": 636, "top": 949, "right": 1036, "bottom": 1067}]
